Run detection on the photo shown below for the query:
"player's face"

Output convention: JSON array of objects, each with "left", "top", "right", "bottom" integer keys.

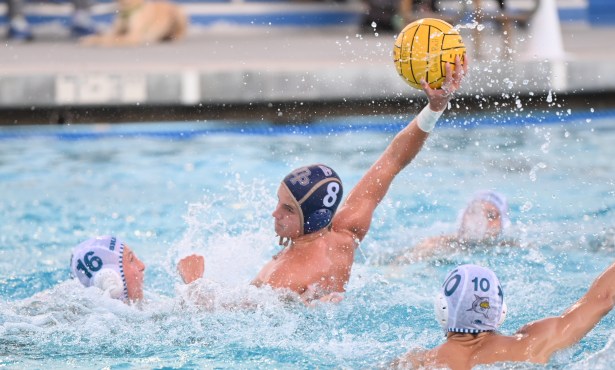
[
  {"left": 482, "top": 202, "right": 503, "bottom": 238},
  {"left": 123, "top": 245, "right": 145, "bottom": 301},
  {"left": 272, "top": 184, "right": 302, "bottom": 239},
  {"left": 459, "top": 201, "right": 502, "bottom": 241}
]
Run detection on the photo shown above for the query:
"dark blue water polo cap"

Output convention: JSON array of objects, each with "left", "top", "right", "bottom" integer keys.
[{"left": 282, "top": 164, "right": 343, "bottom": 234}]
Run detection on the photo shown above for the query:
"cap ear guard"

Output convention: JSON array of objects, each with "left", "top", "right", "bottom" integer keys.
[
  {"left": 499, "top": 301, "right": 507, "bottom": 327},
  {"left": 93, "top": 268, "right": 124, "bottom": 299},
  {"left": 434, "top": 292, "right": 448, "bottom": 329},
  {"left": 304, "top": 209, "right": 333, "bottom": 234}
]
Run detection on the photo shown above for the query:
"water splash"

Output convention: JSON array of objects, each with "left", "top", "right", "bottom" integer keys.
[{"left": 2, "top": 124, "right": 615, "bottom": 368}]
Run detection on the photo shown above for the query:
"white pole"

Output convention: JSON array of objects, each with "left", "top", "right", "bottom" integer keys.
[
  {"left": 524, "top": 0, "right": 566, "bottom": 60},
  {"left": 520, "top": 0, "right": 567, "bottom": 90}
]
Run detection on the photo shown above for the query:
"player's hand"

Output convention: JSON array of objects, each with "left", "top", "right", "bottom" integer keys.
[
  {"left": 421, "top": 54, "right": 468, "bottom": 112},
  {"left": 177, "top": 254, "right": 205, "bottom": 284}
]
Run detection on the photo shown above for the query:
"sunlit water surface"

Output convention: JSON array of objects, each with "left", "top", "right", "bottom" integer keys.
[{"left": 1, "top": 111, "right": 614, "bottom": 369}]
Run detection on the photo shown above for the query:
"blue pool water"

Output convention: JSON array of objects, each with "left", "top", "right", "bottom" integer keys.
[{"left": 1, "top": 110, "right": 614, "bottom": 369}]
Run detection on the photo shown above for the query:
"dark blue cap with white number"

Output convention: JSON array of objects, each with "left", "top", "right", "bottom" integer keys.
[{"left": 282, "top": 164, "right": 343, "bottom": 234}]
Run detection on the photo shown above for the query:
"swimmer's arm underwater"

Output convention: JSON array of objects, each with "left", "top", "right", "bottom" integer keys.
[
  {"left": 333, "top": 56, "right": 468, "bottom": 242},
  {"left": 513, "top": 259, "right": 615, "bottom": 362},
  {"left": 299, "top": 284, "right": 344, "bottom": 306},
  {"left": 394, "top": 235, "right": 456, "bottom": 264}
]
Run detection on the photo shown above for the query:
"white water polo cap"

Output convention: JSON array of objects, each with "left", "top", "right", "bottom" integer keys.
[
  {"left": 70, "top": 236, "right": 127, "bottom": 300},
  {"left": 434, "top": 264, "right": 507, "bottom": 334},
  {"left": 282, "top": 164, "right": 343, "bottom": 234},
  {"left": 469, "top": 190, "right": 510, "bottom": 229}
]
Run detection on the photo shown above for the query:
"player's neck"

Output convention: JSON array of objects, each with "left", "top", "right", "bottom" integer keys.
[
  {"left": 275, "top": 230, "right": 326, "bottom": 259},
  {"left": 291, "top": 228, "right": 329, "bottom": 246},
  {"left": 447, "top": 331, "right": 495, "bottom": 346}
]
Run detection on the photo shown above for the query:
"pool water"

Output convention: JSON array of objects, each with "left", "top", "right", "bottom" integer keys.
[{"left": 1, "top": 111, "right": 614, "bottom": 369}]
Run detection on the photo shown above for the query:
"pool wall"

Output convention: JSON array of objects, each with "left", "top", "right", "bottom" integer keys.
[{"left": 1, "top": 2, "right": 615, "bottom": 125}]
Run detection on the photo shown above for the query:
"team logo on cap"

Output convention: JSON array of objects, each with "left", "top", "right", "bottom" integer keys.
[
  {"left": 288, "top": 167, "right": 312, "bottom": 186},
  {"left": 467, "top": 294, "right": 492, "bottom": 318}
]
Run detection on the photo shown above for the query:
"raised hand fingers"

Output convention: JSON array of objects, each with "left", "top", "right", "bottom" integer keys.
[
  {"left": 441, "top": 61, "right": 455, "bottom": 96},
  {"left": 461, "top": 53, "right": 469, "bottom": 76},
  {"left": 445, "top": 61, "right": 454, "bottom": 84},
  {"left": 420, "top": 78, "right": 432, "bottom": 93},
  {"left": 445, "top": 55, "right": 467, "bottom": 93},
  {"left": 456, "top": 55, "right": 465, "bottom": 82},
  {"left": 420, "top": 54, "right": 468, "bottom": 112},
  {"left": 453, "top": 54, "right": 468, "bottom": 87}
]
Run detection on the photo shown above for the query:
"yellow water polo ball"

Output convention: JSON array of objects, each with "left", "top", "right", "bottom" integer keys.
[{"left": 393, "top": 18, "right": 466, "bottom": 90}]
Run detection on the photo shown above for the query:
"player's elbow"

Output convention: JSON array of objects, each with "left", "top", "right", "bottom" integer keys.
[{"left": 593, "top": 289, "right": 615, "bottom": 315}]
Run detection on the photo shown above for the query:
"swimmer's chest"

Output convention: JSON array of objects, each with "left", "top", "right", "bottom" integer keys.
[{"left": 255, "top": 245, "right": 331, "bottom": 292}]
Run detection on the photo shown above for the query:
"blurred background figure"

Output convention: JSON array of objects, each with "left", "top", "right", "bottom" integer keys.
[
  {"left": 395, "top": 0, "right": 527, "bottom": 58},
  {"left": 398, "top": 0, "right": 454, "bottom": 29},
  {"left": 395, "top": 190, "right": 515, "bottom": 264},
  {"left": 80, "top": 0, "right": 188, "bottom": 47},
  {"left": 360, "top": 0, "right": 400, "bottom": 32},
  {"left": 6, "top": 0, "right": 97, "bottom": 41},
  {"left": 398, "top": 0, "right": 506, "bottom": 22}
]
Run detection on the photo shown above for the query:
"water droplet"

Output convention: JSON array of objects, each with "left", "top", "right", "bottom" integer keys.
[
  {"left": 540, "top": 143, "right": 549, "bottom": 153},
  {"left": 529, "top": 162, "right": 547, "bottom": 181}
]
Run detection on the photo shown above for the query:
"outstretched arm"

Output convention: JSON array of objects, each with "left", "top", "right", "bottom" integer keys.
[
  {"left": 333, "top": 56, "right": 468, "bottom": 241},
  {"left": 394, "top": 235, "right": 456, "bottom": 264},
  {"left": 517, "top": 260, "right": 615, "bottom": 362}
]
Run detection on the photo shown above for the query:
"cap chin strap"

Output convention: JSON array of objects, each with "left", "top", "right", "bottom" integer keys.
[
  {"left": 434, "top": 292, "right": 507, "bottom": 332},
  {"left": 278, "top": 236, "right": 292, "bottom": 247},
  {"left": 93, "top": 268, "right": 124, "bottom": 299}
]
